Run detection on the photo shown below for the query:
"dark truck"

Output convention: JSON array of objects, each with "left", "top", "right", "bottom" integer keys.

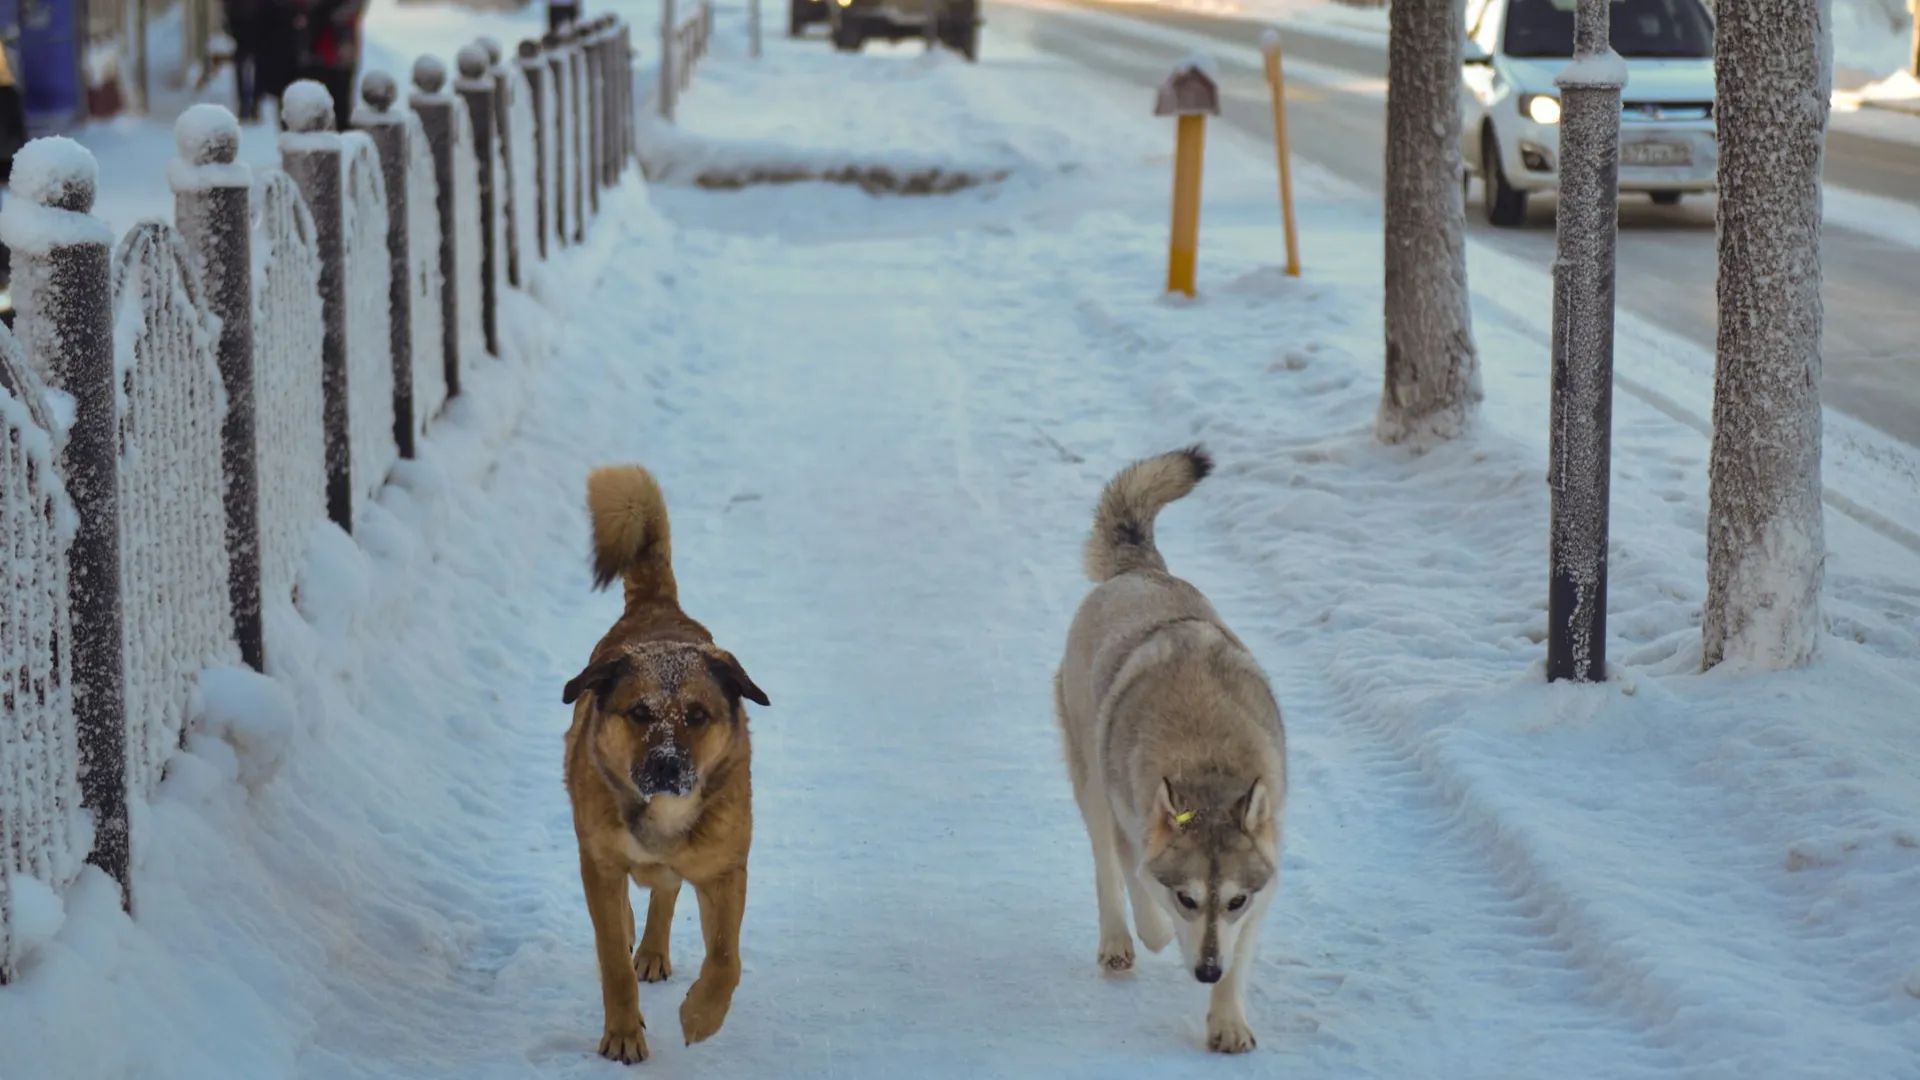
[{"left": 794, "top": 0, "right": 980, "bottom": 61}]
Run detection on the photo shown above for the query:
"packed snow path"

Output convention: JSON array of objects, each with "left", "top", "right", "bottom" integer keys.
[{"left": 262, "top": 200, "right": 1677, "bottom": 1078}]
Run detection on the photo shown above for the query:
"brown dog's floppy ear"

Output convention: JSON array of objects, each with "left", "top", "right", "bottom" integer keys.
[
  {"left": 705, "top": 648, "right": 770, "bottom": 708},
  {"left": 562, "top": 654, "right": 630, "bottom": 705}
]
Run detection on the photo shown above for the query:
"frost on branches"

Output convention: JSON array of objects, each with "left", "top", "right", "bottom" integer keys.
[
  {"left": 405, "top": 113, "right": 448, "bottom": 432},
  {"left": 342, "top": 133, "right": 398, "bottom": 513},
  {"left": 250, "top": 170, "right": 327, "bottom": 608},
  {"left": 451, "top": 98, "right": 488, "bottom": 365},
  {"left": 1705, "top": 0, "right": 1831, "bottom": 672},
  {"left": 110, "top": 221, "right": 239, "bottom": 802},
  {"left": 1379, "top": 0, "right": 1481, "bottom": 448},
  {"left": 0, "top": 325, "right": 82, "bottom": 982}
]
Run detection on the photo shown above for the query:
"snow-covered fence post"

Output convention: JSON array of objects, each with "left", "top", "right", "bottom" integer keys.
[
  {"left": 586, "top": 19, "right": 606, "bottom": 198},
  {"left": 567, "top": 28, "right": 588, "bottom": 241},
  {"left": 619, "top": 19, "right": 635, "bottom": 166},
  {"left": 660, "top": 0, "right": 679, "bottom": 123},
  {"left": 544, "top": 32, "right": 572, "bottom": 248},
  {"left": 353, "top": 73, "right": 421, "bottom": 460},
  {"left": 0, "top": 139, "right": 130, "bottom": 901},
  {"left": 1545, "top": 0, "right": 1623, "bottom": 684},
  {"left": 170, "top": 105, "right": 265, "bottom": 674},
  {"left": 1703, "top": 0, "right": 1830, "bottom": 671},
  {"left": 410, "top": 57, "right": 465, "bottom": 399},
  {"left": 280, "top": 82, "right": 354, "bottom": 532},
  {"left": 518, "top": 39, "right": 550, "bottom": 261},
  {"left": 1378, "top": 0, "right": 1480, "bottom": 446},
  {"left": 480, "top": 37, "right": 522, "bottom": 291},
  {"left": 456, "top": 44, "right": 501, "bottom": 358}
]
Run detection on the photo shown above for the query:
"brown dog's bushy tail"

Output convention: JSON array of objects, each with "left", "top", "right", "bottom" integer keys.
[
  {"left": 1083, "top": 445, "right": 1213, "bottom": 583},
  {"left": 587, "top": 464, "right": 677, "bottom": 607}
]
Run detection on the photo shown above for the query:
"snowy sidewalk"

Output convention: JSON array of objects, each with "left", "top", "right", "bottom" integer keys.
[{"left": 4, "top": 4, "right": 1919, "bottom": 1078}]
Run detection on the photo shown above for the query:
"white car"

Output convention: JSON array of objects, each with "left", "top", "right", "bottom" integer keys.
[{"left": 1461, "top": 0, "right": 1718, "bottom": 226}]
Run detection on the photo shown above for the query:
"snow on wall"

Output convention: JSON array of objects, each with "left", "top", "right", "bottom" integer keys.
[
  {"left": 0, "top": 325, "right": 82, "bottom": 982},
  {"left": 342, "top": 132, "right": 398, "bottom": 512},
  {"left": 110, "top": 221, "right": 239, "bottom": 803},
  {"left": 249, "top": 170, "right": 327, "bottom": 609},
  {"left": 405, "top": 113, "right": 448, "bottom": 431},
  {"left": 506, "top": 66, "right": 540, "bottom": 288},
  {"left": 451, "top": 97, "right": 488, "bottom": 364}
]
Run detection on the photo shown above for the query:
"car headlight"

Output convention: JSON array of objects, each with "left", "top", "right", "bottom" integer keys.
[{"left": 1521, "top": 93, "right": 1561, "bottom": 125}]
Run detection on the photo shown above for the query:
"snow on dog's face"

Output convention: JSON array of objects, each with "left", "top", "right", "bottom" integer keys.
[
  {"left": 562, "top": 642, "right": 769, "bottom": 802},
  {"left": 1145, "top": 778, "right": 1277, "bottom": 984}
]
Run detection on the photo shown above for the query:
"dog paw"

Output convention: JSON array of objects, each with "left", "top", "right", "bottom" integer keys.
[
  {"left": 634, "top": 946, "right": 672, "bottom": 983},
  {"left": 598, "top": 1018, "right": 650, "bottom": 1064},
  {"left": 1135, "top": 908, "right": 1174, "bottom": 954},
  {"left": 1206, "top": 1013, "right": 1257, "bottom": 1055},
  {"left": 680, "top": 975, "right": 736, "bottom": 1045},
  {"left": 1097, "top": 938, "right": 1136, "bottom": 975}
]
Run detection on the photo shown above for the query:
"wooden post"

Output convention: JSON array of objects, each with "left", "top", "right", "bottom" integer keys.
[
  {"left": 519, "top": 39, "right": 550, "bottom": 260},
  {"left": 171, "top": 105, "right": 266, "bottom": 672},
  {"left": 1, "top": 139, "right": 129, "bottom": 902},
  {"left": 1259, "top": 31, "right": 1301, "bottom": 278},
  {"left": 455, "top": 44, "right": 501, "bottom": 358},
  {"left": 544, "top": 33, "right": 571, "bottom": 248},
  {"left": 279, "top": 81, "right": 354, "bottom": 532},
  {"left": 353, "top": 72, "right": 420, "bottom": 460},
  {"left": 409, "top": 57, "right": 464, "bottom": 399}
]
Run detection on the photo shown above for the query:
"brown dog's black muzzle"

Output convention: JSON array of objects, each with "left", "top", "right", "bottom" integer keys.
[{"left": 634, "top": 744, "right": 696, "bottom": 798}]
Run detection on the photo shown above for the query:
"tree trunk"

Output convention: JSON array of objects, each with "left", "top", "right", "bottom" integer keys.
[
  {"left": 1379, "top": 0, "right": 1480, "bottom": 447},
  {"left": 1703, "top": 0, "right": 1831, "bottom": 671}
]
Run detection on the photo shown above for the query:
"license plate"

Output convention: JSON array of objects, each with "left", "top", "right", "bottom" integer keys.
[{"left": 1621, "top": 141, "right": 1691, "bottom": 167}]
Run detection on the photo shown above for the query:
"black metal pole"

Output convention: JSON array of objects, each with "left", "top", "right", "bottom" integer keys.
[
  {"left": 279, "top": 81, "right": 354, "bottom": 533},
  {"left": 1546, "top": 0, "right": 1621, "bottom": 683},
  {"left": 455, "top": 45, "right": 501, "bottom": 358}
]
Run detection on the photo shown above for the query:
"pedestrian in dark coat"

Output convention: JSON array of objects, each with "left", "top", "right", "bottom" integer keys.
[{"left": 289, "top": 0, "right": 365, "bottom": 131}]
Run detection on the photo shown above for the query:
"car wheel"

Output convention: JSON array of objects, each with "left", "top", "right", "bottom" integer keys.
[
  {"left": 1650, "top": 191, "right": 1682, "bottom": 206},
  {"left": 1482, "top": 130, "right": 1528, "bottom": 228},
  {"left": 832, "top": 18, "right": 864, "bottom": 50}
]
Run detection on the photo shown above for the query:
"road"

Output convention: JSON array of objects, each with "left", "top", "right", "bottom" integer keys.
[{"left": 1009, "top": 0, "right": 1920, "bottom": 448}]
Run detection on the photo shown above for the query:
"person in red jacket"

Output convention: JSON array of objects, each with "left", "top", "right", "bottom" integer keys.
[{"left": 288, "top": 0, "right": 364, "bottom": 130}]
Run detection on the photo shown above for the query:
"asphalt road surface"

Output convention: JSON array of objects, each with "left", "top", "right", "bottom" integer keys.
[{"left": 1013, "top": 0, "right": 1920, "bottom": 449}]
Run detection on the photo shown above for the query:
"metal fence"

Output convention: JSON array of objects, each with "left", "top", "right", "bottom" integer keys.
[{"left": 0, "top": 12, "right": 638, "bottom": 982}]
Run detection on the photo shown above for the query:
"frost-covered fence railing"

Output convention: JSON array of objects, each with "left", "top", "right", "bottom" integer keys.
[
  {"left": 0, "top": 25, "right": 638, "bottom": 973},
  {"left": 658, "top": 0, "right": 714, "bottom": 122},
  {"left": 111, "top": 221, "right": 241, "bottom": 803},
  {"left": 0, "top": 325, "right": 80, "bottom": 986},
  {"left": 249, "top": 169, "right": 327, "bottom": 618}
]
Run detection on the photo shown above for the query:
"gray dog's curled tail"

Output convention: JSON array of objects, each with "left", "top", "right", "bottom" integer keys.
[{"left": 1083, "top": 445, "right": 1213, "bottom": 583}]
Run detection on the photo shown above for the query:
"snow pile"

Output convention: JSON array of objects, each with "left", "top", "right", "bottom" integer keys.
[
  {"left": 0, "top": 330, "right": 82, "bottom": 983},
  {"left": 109, "top": 220, "right": 240, "bottom": 805},
  {"left": 405, "top": 112, "right": 450, "bottom": 432},
  {"left": 282, "top": 81, "right": 339, "bottom": 135},
  {"left": 1859, "top": 67, "right": 1920, "bottom": 101},
  {"left": 342, "top": 132, "right": 400, "bottom": 517}
]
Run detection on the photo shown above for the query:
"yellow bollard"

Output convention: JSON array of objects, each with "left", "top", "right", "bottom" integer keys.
[
  {"left": 1260, "top": 29, "right": 1302, "bottom": 278},
  {"left": 1168, "top": 114, "right": 1207, "bottom": 296},
  {"left": 1154, "top": 56, "right": 1222, "bottom": 298}
]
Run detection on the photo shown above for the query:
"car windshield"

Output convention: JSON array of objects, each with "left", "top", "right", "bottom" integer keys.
[{"left": 1502, "top": 0, "right": 1714, "bottom": 59}]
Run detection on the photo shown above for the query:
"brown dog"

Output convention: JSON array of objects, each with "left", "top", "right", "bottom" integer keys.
[{"left": 561, "top": 464, "right": 770, "bottom": 1064}]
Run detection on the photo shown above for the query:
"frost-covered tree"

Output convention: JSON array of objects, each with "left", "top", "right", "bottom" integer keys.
[
  {"left": 1379, "top": 0, "right": 1481, "bottom": 447},
  {"left": 1703, "top": 0, "right": 1832, "bottom": 671}
]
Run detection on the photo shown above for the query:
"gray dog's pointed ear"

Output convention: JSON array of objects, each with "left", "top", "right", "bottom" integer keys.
[
  {"left": 562, "top": 654, "right": 630, "bottom": 706},
  {"left": 704, "top": 647, "right": 770, "bottom": 708},
  {"left": 1238, "top": 778, "right": 1273, "bottom": 832}
]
